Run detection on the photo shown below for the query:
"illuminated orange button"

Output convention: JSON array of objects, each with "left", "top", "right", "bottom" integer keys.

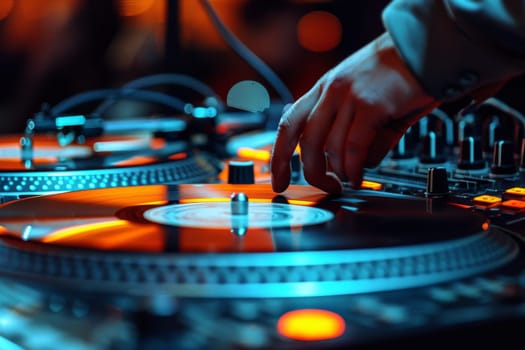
[
  {"left": 473, "top": 195, "right": 502, "bottom": 206},
  {"left": 277, "top": 309, "right": 345, "bottom": 341},
  {"left": 501, "top": 200, "right": 525, "bottom": 210},
  {"left": 504, "top": 187, "right": 525, "bottom": 199},
  {"left": 360, "top": 180, "right": 382, "bottom": 191}
]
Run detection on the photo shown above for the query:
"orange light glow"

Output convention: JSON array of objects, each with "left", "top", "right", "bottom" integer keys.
[
  {"left": 180, "top": 0, "right": 241, "bottom": 49},
  {"left": 151, "top": 137, "right": 167, "bottom": 150},
  {"left": 277, "top": 309, "right": 346, "bottom": 341},
  {"left": 360, "top": 181, "right": 382, "bottom": 191},
  {"left": 297, "top": 11, "right": 342, "bottom": 52},
  {"left": 0, "top": 0, "right": 14, "bottom": 21},
  {"left": 237, "top": 147, "right": 271, "bottom": 162},
  {"left": 287, "top": 199, "right": 316, "bottom": 206},
  {"left": 448, "top": 203, "right": 472, "bottom": 209},
  {"left": 41, "top": 220, "right": 165, "bottom": 252},
  {"left": 168, "top": 152, "right": 187, "bottom": 160},
  {"left": 482, "top": 221, "right": 490, "bottom": 231},
  {"left": 501, "top": 199, "right": 525, "bottom": 210},
  {"left": 473, "top": 195, "right": 502, "bottom": 206},
  {"left": 504, "top": 187, "right": 525, "bottom": 199},
  {"left": 118, "top": 0, "right": 155, "bottom": 17}
]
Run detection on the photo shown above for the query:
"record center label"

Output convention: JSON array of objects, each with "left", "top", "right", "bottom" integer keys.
[{"left": 143, "top": 202, "right": 334, "bottom": 229}]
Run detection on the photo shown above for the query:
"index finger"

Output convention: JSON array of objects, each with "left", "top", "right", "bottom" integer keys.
[{"left": 271, "top": 88, "right": 320, "bottom": 193}]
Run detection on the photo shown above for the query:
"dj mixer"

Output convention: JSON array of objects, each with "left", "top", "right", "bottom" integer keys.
[{"left": 0, "top": 97, "right": 524, "bottom": 350}]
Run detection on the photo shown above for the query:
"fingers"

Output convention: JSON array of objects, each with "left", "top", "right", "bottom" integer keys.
[
  {"left": 299, "top": 83, "right": 346, "bottom": 194},
  {"left": 343, "top": 111, "right": 379, "bottom": 188},
  {"left": 271, "top": 88, "right": 320, "bottom": 193},
  {"left": 324, "top": 94, "right": 355, "bottom": 181}
]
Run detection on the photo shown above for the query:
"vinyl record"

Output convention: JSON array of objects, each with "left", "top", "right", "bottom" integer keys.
[
  {"left": 0, "top": 134, "right": 174, "bottom": 170},
  {"left": 0, "top": 134, "right": 219, "bottom": 196},
  {"left": 0, "top": 184, "right": 519, "bottom": 298}
]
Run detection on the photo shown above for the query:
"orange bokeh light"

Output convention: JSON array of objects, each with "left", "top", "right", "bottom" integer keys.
[
  {"left": 297, "top": 11, "right": 342, "bottom": 52},
  {"left": 0, "top": 0, "right": 14, "bottom": 21},
  {"left": 277, "top": 308, "right": 346, "bottom": 341}
]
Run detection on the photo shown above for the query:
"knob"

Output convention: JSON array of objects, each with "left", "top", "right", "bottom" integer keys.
[
  {"left": 420, "top": 131, "right": 446, "bottom": 164},
  {"left": 425, "top": 167, "right": 450, "bottom": 198},
  {"left": 228, "top": 160, "right": 255, "bottom": 184},
  {"left": 490, "top": 140, "right": 517, "bottom": 176},
  {"left": 457, "top": 137, "right": 485, "bottom": 170},
  {"left": 392, "top": 128, "right": 418, "bottom": 159},
  {"left": 484, "top": 116, "right": 502, "bottom": 153}
]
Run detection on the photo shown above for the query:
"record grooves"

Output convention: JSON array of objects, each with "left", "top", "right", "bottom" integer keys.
[
  {"left": 0, "top": 135, "right": 221, "bottom": 196},
  {"left": 0, "top": 184, "right": 519, "bottom": 299}
]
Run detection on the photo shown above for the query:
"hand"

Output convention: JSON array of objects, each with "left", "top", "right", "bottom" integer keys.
[{"left": 270, "top": 32, "right": 439, "bottom": 194}]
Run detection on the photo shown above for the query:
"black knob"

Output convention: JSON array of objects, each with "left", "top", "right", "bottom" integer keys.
[
  {"left": 392, "top": 128, "right": 418, "bottom": 159},
  {"left": 457, "top": 137, "right": 485, "bottom": 170},
  {"left": 420, "top": 131, "right": 446, "bottom": 164},
  {"left": 228, "top": 160, "right": 255, "bottom": 184},
  {"left": 490, "top": 140, "right": 517, "bottom": 176},
  {"left": 484, "top": 116, "right": 503, "bottom": 153},
  {"left": 425, "top": 167, "right": 450, "bottom": 198}
]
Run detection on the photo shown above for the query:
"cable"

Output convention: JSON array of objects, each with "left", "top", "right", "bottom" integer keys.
[
  {"left": 50, "top": 88, "right": 189, "bottom": 117},
  {"left": 123, "top": 73, "right": 221, "bottom": 101},
  {"left": 198, "top": 0, "right": 294, "bottom": 105},
  {"left": 94, "top": 73, "right": 225, "bottom": 115}
]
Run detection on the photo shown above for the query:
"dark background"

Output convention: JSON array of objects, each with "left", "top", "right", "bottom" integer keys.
[
  {"left": 1, "top": 0, "right": 523, "bottom": 137},
  {"left": 0, "top": 0, "right": 390, "bottom": 134}
]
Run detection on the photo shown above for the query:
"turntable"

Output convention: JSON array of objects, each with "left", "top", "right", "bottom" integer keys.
[
  {"left": 0, "top": 133, "right": 220, "bottom": 199},
  {"left": 0, "top": 183, "right": 524, "bottom": 349}
]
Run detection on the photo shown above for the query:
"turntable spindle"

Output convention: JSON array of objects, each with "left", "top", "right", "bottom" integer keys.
[{"left": 230, "top": 192, "right": 249, "bottom": 215}]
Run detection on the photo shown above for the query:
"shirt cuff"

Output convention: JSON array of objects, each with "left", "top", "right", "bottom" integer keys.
[{"left": 382, "top": 0, "right": 525, "bottom": 101}]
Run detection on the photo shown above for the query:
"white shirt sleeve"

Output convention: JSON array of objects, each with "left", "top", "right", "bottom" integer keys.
[{"left": 382, "top": 0, "right": 525, "bottom": 100}]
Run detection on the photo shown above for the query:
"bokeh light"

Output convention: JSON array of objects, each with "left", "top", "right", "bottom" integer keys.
[
  {"left": 277, "top": 308, "right": 346, "bottom": 341},
  {"left": 297, "top": 10, "right": 342, "bottom": 52},
  {"left": 0, "top": 0, "right": 14, "bottom": 21}
]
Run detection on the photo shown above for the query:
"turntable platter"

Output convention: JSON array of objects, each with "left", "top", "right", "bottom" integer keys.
[
  {"left": 0, "top": 135, "right": 220, "bottom": 196},
  {"left": 0, "top": 184, "right": 519, "bottom": 298}
]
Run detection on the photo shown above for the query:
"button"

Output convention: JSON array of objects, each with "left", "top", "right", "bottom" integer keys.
[
  {"left": 505, "top": 187, "right": 525, "bottom": 199},
  {"left": 473, "top": 195, "right": 501, "bottom": 207},
  {"left": 501, "top": 199, "right": 525, "bottom": 211}
]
